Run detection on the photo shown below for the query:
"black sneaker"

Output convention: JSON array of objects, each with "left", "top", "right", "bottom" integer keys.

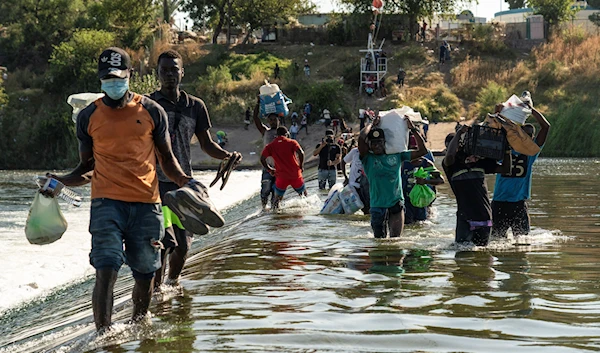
[{"left": 163, "top": 180, "right": 224, "bottom": 234}]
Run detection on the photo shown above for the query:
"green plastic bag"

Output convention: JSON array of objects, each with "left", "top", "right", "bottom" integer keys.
[
  {"left": 408, "top": 167, "right": 437, "bottom": 208},
  {"left": 24, "top": 192, "right": 68, "bottom": 245}
]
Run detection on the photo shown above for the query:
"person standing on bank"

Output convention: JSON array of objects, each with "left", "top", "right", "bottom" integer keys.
[
  {"left": 44, "top": 47, "right": 195, "bottom": 332},
  {"left": 313, "top": 129, "right": 341, "bottom": 190},
  {"left": 359, "top": 116, "right": 428, "bottom": 238},
  {"left": 492, "top": 101, "right": 550, "bottom": 238},
  {"left": 149, "top": 50, "right": 241, "bottom": 290}
]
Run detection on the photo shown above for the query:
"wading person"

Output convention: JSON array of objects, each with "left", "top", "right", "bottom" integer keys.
[
  {"left": 149, "top": 50, "right": 241, "bottom": 290},
  {"left": 342, "top": 143, "right": 371, "bottom": 215},
  {"left": 44, "top": 47, "right": 199, "bottom": 332},
  {"left": 358, "top": 116, "right": 427, "bottom": 238},
  {"left": 260, "top": 126, "right": 307, "bottom": 210},
  {"left": 313, "top": 129, "right": 341, "bottom": 190},
  {"left": 492, "top": 102, "right": 550, "bottom": 238},
  {"left": 253, "top": 97, "right": 280, "bottom": 209},
  {"left": 401, "top": 134, "right": 444, "bottom": 224},
  {"left": 443, "top": 127, "right": 511, "bottom": 246}
]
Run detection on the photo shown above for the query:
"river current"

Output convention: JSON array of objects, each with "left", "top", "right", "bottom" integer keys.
[{"left": 0, "top": 158, "right": 599, "bottom": 352}]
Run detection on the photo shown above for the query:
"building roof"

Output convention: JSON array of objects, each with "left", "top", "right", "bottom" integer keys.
[{"left": 495, "top": 5, "right": 597, "bottom": 18}]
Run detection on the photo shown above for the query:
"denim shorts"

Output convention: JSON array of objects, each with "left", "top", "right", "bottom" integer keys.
[{"left": 89, "top": 198, "right": 163, "bottom": 277}]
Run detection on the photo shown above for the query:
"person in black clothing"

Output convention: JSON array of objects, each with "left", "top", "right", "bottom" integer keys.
[
  {"left": 442, "top": 127, "right": 511, "bottom": 246},
  {"left": 274, "top": 63, "right": 280, "bottom": 79},
  {"left": 149, "top": 50, "right": 241, "bottom": 289},
  {"left": 244, "top": 107, "right": 251, "bottom": 130},
  {"left": 313, "top": 129, "right": 341, "bottom": 189}
]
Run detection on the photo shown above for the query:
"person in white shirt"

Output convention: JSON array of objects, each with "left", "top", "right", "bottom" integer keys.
[
  {"left": 342, "top": 145, "right": 370, "bottom": 214},
  {"left": 289, "top": 121, "right": 300, "bottom": 140}
]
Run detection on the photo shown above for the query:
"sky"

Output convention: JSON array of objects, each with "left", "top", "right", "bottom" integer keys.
[{"left": 312, "top": 0, "right": 511, "bottom": 21}]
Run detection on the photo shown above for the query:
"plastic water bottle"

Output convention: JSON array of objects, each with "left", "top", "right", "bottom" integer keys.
[{"left": 35, "top": 176, "right": 83, "bottom": 207}]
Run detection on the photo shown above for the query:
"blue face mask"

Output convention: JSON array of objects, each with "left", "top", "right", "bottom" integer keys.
[{"left": 101, "top": 78, "right": 129, "bottom": 100}]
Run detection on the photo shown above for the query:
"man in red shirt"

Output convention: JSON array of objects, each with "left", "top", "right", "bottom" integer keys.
[{"left": 260, "top": 126, "right": 307, "bottom": 209}]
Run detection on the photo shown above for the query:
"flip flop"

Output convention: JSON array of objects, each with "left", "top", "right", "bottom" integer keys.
[{"left": 210, "top": 152, "right": 242, "bottom": 190}]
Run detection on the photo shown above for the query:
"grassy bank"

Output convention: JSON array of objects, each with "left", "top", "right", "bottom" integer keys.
[
  {"left": 450, "top": 29, "right": 600, "bottom": 157},
  {"left": 1, "top": 30, "right": 599, "bottom": 169}
]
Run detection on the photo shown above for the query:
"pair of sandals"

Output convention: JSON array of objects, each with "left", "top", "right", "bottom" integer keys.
[{"left": 209, "top": 152, "right": 243, "bottom": 190}]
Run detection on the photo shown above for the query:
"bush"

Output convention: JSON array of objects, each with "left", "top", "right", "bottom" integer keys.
[
  {"left": 0, "top": 77, "right": 7, "bottom": 109},
  {"left": 225, "top": 52, "right": 290, "bottom": 80},
  {"left": 47, "top": 29, "right": 116, "bottom": 94},
  {"left": 129, "top": 70, "right": 160, "bottom": 95},
  {"left": 342, "top": 62, "right": 361, "bottom": 86},
  {"left": 393, "top": 45, "right": 431, "bottom": 67},
  {"left": 473, "top": 81, "right": 507, "bottom": 119},
  {"left": 544, "top": 102, "right": 600, "bottom": 157},
  {"left": 0, "top": 90, "right": 78, "bottom": 169}
]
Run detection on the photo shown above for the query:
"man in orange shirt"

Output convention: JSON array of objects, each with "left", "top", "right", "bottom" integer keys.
[
  {"left": 260, "top": 126, "right": 307, "bottom": 209},
  {"left": 45, "top": 47, "right": 200, "bottom": 332}
]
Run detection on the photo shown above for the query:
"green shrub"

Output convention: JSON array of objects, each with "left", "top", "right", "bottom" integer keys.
[
  {"left": 342, "top": 62, "right": 361, "bottom": 86},
  {"left": 225, "top": 52, "right": 290, "bottom": 80},
  {"left": 129, "top": 70, "right": 160, "bottom": 95},
  {"left": 474, "top": 81, "right": 507, "bottom": 119},
  {"left": 194, "top": 65, "right": 233, "bottom": 103},
  {"left": 433, "top": 87, "right": 462, "bottom": 119},
  {"left": 393, "top": 45, "right": 431, "bottom": 67},
  {"left": 535, "top": 60, "right": 569, "bottom": 87},
  {"left": 543, "top": 102, "right": 600, "bottom": 157},
  {"left": 0, "top": 90, "right": 78, "bottom": 169},
  {"left": 47, "top": 29, "right": 116, "bottom": 94},
  {"left": 0, "top": 77, "right": 7, "bottom": 109}
]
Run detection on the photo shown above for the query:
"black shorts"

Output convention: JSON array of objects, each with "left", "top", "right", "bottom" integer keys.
[
  {"left": 159, "top": 181, "right": 193, "bottom": 251},
  {"left": 491, "top": 200, "right": 530, "bottom": 237}
]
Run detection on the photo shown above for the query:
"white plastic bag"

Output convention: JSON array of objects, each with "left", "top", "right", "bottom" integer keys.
[
  {"left": 500, "top": 94, "right": 532, "bottom": 125},
  {"left": 24, "top": 192, "right": 68, "bottom": 245},
  {"left": 339, "top": 185, "right": 364, "bottom": 214},
  {"left": 320, "top": 184, "right": 344, "bottom": 214},
  {"left": 67, "top": 93, "right": 104, "bottom": 123},
  {"left": 378, "top": 109, "right": 410, "bottom": 154}
]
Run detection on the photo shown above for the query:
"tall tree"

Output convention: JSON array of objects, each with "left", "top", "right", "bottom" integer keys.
[
  {"left": 338, "top": 0, "right": 471, "bottom": 40},
  {"left": 162, "top": 0, "right": 182, "bottom": 24},
  {"left": 506, "top": 0, "right": 527, "bottom": 10},
  {"left": 87, "top": 0, "right": 157, "bottom": 48},
  {"left": 233, "top": 0, "right": 312, "bottom": 44},
  {"left": 528, "top": 0, "right": 579, "bottom": 32},
  {"left": 0, "top": 0, "right": 86, "bottom": 68},
  {"left": 182, "top": 0, "right": 231, "bottom": 43},
  {"left": 182, "top": 0, "right": 311, "bottom": 44}
]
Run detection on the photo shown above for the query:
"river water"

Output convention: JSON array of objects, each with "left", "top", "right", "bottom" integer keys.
[{"left": 0, "top": 158, "right": 599, "bottom": 352}]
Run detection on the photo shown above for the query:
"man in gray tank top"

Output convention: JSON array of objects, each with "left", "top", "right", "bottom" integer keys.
[{"left": 252, "top": 97, "right": 280, "bottom": 209}]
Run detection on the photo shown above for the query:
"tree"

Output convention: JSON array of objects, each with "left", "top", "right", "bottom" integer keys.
[
  {"left": 528, "top": 0, "right": 578, "bottom": 32},
  {"left": 588, "top": 0, "right": 600, "bottom": 27},
  {"left": 233, "top": 0, "right": 311, "bottom": 44},
  {"left": 182, "top": 0, "right": 231, "bottom": 43},
  {"left": 182, "top": 0, "right": 311, "bottom": 44},
  {"left": 162, "top": 0, "right": 182, "bottom": 24},
  {"left": 87, "top": 0, "right": 157, "bottom": 48},
  {"left": 506, "top": 0, "right": 527, "bottom": 10},
  {"left": 338, "top": 0, "right": 470, "bottom": 40},
  {"left": 0, "top": 0, "right": 86, "bottom": 69},
  {"left": 47, "top": 30, "right": 117, "bottom": 93}
]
